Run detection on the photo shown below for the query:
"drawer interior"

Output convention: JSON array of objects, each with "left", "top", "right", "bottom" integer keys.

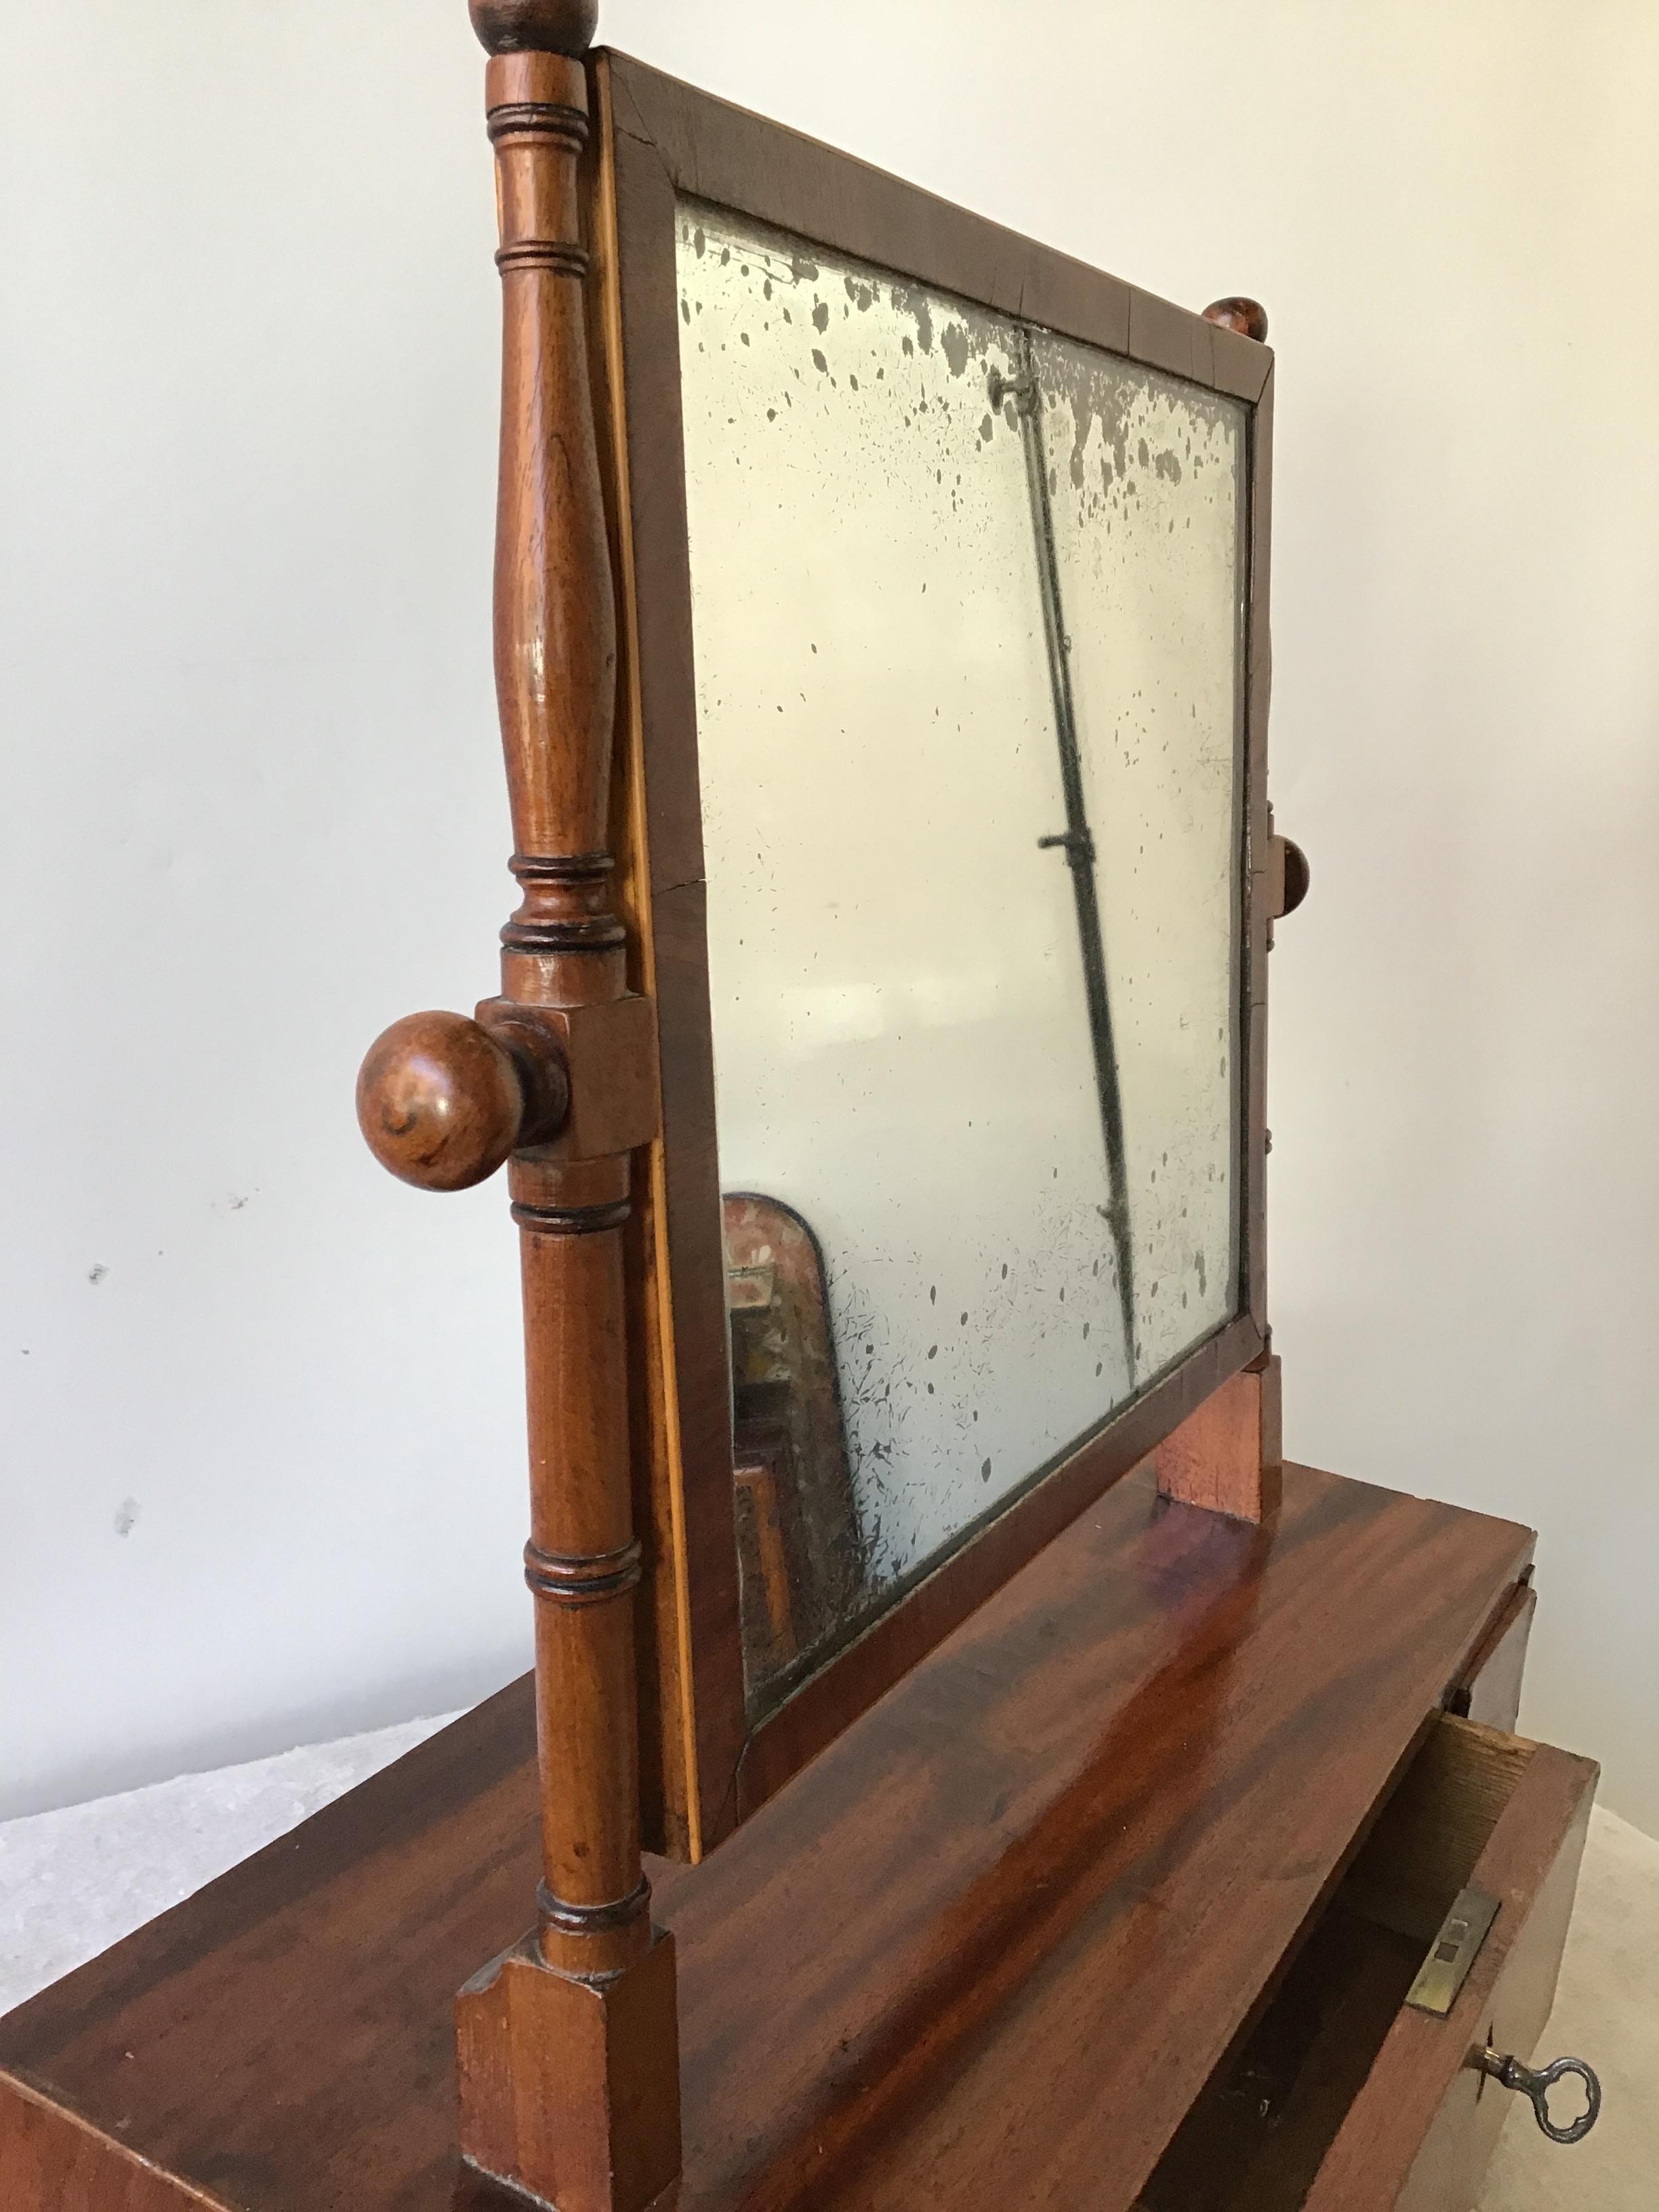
[{"left": 1134, "top": 1717, "right": 1536, "bottom": 2211}]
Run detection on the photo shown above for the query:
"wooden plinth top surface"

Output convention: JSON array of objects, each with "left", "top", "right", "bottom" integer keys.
[{"left": 0, "top": 1464, "right": 1532, "bottom": 2211}]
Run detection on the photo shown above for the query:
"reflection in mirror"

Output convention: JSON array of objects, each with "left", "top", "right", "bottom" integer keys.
[
  {"left": 676, "top": 202, "right": 1248, "bottom": 1709},
  {"left": 724, "top": 1193, "right": 864, "bottom": 1685},
  {"left": 1023, "top": 325, "right": 1246, "bottom": 1382}
]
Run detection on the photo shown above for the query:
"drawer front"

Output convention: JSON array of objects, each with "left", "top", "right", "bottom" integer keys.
[
  {"left": 1301, "top": 1721, "right": 1597, "bottom": 2211},
  {"left": 0, "top": 2068, "right": 226, "bottom": 2212},
  {"left": 1450, "top": 1582, "right": 1536, "bottom": 1734}
]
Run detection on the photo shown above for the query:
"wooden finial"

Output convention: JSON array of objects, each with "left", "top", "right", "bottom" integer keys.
[
  {"left": 468, "top": 0, "right": 598, "bottom": 54},
  {"left": 1204, "top": 296, "right": 1269, "bottom": 344}
]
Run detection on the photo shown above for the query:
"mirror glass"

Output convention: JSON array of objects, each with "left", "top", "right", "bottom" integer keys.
[{"left": 674, "top": 200, "right": 1248, "bottom": 1709}]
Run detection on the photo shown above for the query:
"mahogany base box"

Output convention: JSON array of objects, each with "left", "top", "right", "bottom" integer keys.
[{"left": 0, "top": 1457, "right": 1591, "bottom": 2211}]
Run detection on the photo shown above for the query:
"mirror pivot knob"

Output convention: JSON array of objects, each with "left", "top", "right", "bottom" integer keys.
[{"left": 356, "top": 1010, "right": 565, "bottom": 1192}]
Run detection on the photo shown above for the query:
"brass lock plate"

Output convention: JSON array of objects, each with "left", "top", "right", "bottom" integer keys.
[{"left": 1406, "top": 1885, "right": 1500, "bottom": 2015}]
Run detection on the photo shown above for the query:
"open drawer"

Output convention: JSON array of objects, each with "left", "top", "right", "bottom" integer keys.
[{"left": 1137, "top": 1715, "right": 1599, "bottom": 2211}]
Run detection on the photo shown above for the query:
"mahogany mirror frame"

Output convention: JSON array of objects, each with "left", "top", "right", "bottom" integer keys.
[{"left": 588, "top": 52, "right": 1279, "bottom": 1860}]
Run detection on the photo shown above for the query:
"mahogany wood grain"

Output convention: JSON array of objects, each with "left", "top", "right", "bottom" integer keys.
[
  {"left": 356, "top": 1008, "right": 572, "bottom": 1191},
  {"left": 1451, "top": 1580, "right": 1536, "bottom": 1734},
  {"left": 1301, "top": 1725, "right": 1597, "bottom": 2211},
  {"left": 1135, "top": 1908, "right": 1425, "bottom": 2211},
  {"left": 668, "top": 1473, "right": 1528, "bottom": 2212},
  {"left": 0, "top": 1677, "right": 540, "bottom": 2212},
  {"left": 1133, "top": 1715, "right": 1597, "bottom": 2211},
  {"left": 1156, "top": 1353, "right": 1282, "bottom": 1521},
  {"left": 592, "top": 60, "right": 746, "bottom": 1860},
  {"left": 1340, "top": 1717, "right": 1535, "bottom": 1946},
  {"left": 737, "top": 1311, "right": 1265, "bottom": 1814},
  {"left": 0, "top": 2073, "right": 225, "bottom": 2212},
  {"left": 606, "top": 60, "right": 1273, "bottom": 405},
  {"left": 352, "top": 7, "right": 680, "bottom": 2201},
  {"left": 0, "top": 1463, "right": 1532, "bottom": 2212},
  {"left": 452, "top": 17, "right": 679, "bottom": 2203},
  {"left": 456, "top": 1927, "right": 680, "bottom": 2212}
]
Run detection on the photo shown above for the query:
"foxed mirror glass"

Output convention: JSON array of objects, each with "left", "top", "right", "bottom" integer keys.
[{"left": 674, "top": 201, "right": 1248, "bottom": 1711}]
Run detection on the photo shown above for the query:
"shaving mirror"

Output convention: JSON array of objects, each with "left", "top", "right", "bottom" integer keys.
[
  {"left": 4, "top": 25, "right": 1604, "bottom": 2212},
  {"left": 680, "top": 204, "right": 1247, "bottom": 1702},
  {"left": 595, "top": 57, "right": 1277, "bottom": 1853}
]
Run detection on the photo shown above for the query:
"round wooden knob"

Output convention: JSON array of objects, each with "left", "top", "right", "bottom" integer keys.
[
  {"left": 469, "top": 0, "right": 598, "bottom": 54},
  {"left": 1281, "top": 836, "right": 1310, "bottom": 916},
  {"left": 1203, "top": 296, "right": 1269, "bottom": 344},
  {"left": 357, "top": 1011, "right": 529, "bottom": 1192}
]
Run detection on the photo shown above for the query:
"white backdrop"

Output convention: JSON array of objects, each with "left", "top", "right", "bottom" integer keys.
[{"left": 2, "top": 1, "right": 1655, "bottom": 1833}]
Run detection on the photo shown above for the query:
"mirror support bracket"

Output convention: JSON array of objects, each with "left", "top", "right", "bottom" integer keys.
[
  {"left": 1156, "top": 1348, "right": 1284, "bottom": 1523},
  {"left": 355, "top": 6, "right": 681, "bottom": 2207}
]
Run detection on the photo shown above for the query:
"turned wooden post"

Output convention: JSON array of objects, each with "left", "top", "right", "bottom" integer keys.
[{"left": 355, "top": 4, "right": 678, "bottom": 2206}]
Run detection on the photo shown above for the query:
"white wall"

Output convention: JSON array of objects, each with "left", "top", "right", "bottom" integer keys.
[{"left": 3, "top": 1, "right": 1656, "bottom": 1832}]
